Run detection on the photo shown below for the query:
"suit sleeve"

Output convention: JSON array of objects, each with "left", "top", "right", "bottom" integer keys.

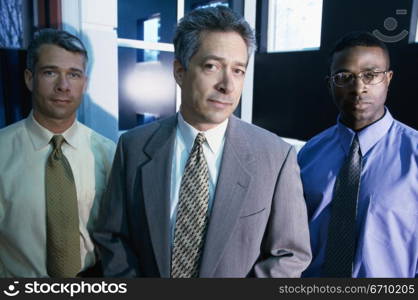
[
  {"left": 253, "top": 146, "right": 312, "bottom": 277},
  {"left": 93, "top": 135, "right": 140, "bottom": 277}
]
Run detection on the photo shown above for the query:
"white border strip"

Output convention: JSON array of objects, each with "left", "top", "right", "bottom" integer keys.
[{"left": 117, "top": 38, "right": 174, "bottom": 52}]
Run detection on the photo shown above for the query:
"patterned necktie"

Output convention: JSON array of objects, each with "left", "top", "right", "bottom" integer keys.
[
  {"left": 322, "top": 134, "right": 362, "bottom": 277},
  {"left": 45, "top": 135, "right": 81, "bottom": 277},
  {"left": 171, "top": 133, "right": 209, "bottom": 278}
]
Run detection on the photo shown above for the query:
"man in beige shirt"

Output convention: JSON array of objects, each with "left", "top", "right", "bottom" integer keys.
[{"left": 0, "top": 29, "right": 115, "bottom": 277}]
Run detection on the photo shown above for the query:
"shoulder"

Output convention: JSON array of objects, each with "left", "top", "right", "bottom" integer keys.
[
  {"left": 0, "top": 119, "right": 26, "bottom": 140},
  {"left": 230, "top": 116, "right": 292, "bottom": 157},
  {"left": 122, "top": 118, "right": 166, "bottom": 140},
  {"left": 77, "top": 122, "right": 116, "bottom": 156},
  {"left": 391, "top": 120, "right": 418, "bottom": 154},
  {"left": 0, "top": 120, "right": 27, "bottom": 153},
  {"left": 0, "top": 120, "right": 27, "bottom": 166},
  {"left": 119, "top": 115, "right": 176, "bottom": 146},
  {"left": 392, "top": 119, "right": 418, "bottom": 140}
]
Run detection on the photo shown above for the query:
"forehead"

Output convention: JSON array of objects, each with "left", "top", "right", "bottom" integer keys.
[
  {"left": 331, "top": 46, "right": 388, "bottom": 72},
  {"left": 192, "top": 30, "right": 248, "bottom": 64},
  {"left": 36, "top": 44, "right": 86, "bottom": 70}
]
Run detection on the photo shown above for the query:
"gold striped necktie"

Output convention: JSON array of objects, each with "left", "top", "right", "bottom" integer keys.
[{"left": 171, "top": 133, "right": 209, "bottom": 278}]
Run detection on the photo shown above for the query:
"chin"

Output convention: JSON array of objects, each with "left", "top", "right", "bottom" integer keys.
[
  {"left": 50, "top": 111, "right": 76, "bottom": 120},
  {"left": 208, "top": 114, "right": 229, "bottom": 125}
]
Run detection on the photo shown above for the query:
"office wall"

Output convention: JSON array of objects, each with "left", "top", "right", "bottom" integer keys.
[{"left": 253, "top": 0, "right": 418, "bottom": 141}]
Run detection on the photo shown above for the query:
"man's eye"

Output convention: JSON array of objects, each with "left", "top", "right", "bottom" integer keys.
[
  {"left": 43, "top": 70, "right": 56, "bottom": 77},
  {"left": 68, "top": 72, "right": 81, "bottom": 78},
  {"left": 204, "top": 63, "right": 217, "bottom": 71},
  {"left": 338, "top": 73, "right": 352, "bottom": 80},
  {"left": 362, "top": 72, "right": 376, "bottom": 79},
  {"left": 233, "top": 68, "right": 245, "bottom": 76}
]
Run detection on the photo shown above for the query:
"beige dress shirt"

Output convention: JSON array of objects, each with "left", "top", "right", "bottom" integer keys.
[{"left": 0, "top": 112, "right": 116, "bottom": 277}]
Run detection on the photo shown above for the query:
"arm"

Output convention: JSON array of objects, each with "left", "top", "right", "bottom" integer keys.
[
  {"left": 253, "top": 146, "right": 312, "bottom": 277},
  {"left": 93, "top": 135, "right": 140, "bottom": 277}
]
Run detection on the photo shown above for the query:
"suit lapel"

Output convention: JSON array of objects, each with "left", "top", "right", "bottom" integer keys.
[
  {"left": 199, "top": 116, "right": 254, "bottom": 277},
  {"left": 141, "top": 116, "right": 177, "bottom": 278}
]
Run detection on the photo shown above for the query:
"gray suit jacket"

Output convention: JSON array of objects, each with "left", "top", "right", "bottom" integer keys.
[{"left": 94, "top": 115, "right": 311, "bottom": 277}]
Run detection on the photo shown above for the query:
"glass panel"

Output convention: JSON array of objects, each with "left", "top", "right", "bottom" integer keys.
[
  {"left": 267, "top": 0, "right": 323, "bottom": 52},
  {"left": 143, "top": 15, "right": 160, "bottom": 61},
  {"left": 118, "top": 0, "right": 177, "bottom": 43},
  {"left": 185, "top": 0, "right": 229, "bottom": 11},
  {"left": 0, "top": 0, "right": 25, "bottom": 49},
  {"left": 118, "top": 47, "right": 176, "bottom": 130}
]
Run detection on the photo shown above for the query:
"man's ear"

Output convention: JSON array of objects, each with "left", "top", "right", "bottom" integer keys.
[
  {"left": 173, "top": 59, "right": 186, "bottom": 87},
  {"left": 24, "top": 69, "right": 34, "bottom": 92},
  {"left": 386, "top": 70, "right": 393, "bottom": 86},
  {"left": 83, "top": 76, "right": 89, "bottom": 93}
]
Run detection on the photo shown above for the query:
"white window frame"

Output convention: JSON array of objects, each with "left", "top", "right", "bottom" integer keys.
[{"left": 267, "top": 0, "right": 323, "bottom": 53}]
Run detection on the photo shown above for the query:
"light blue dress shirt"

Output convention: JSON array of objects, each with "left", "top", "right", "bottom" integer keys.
[{"left": 298, "top": 109, "right": 418, "bottom": 278}]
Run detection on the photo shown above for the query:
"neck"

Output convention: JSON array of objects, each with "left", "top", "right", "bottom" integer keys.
[
  {"left": 33, "top": 111, "right": 75, "bottom": 134},
  {"left": 341, "top": 112, "right": 385, "bottom": 132},
  {"left": 341, "top": 118, "right": 370, "bottom": 131},
  {"left": 179, "top": 110, "right": 222, "bottom": 132}
]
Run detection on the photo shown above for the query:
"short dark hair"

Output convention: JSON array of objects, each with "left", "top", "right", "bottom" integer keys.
[
  {"left": 173, "top": 6, "right": 256, "bottom": 69},
  {"left": 329, "top": 31, "right": 390, "bottom": 72},
  {"left": 27, "top": 28, "right": 88, "bottom": 71}
]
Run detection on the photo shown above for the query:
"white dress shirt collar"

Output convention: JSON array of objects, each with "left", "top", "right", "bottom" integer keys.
[
  {"left": 177, "top": 112, "right": 228, "bottom": 155},
  {"left": 25, "top": 111, "right": 80, "bottom": 151}
]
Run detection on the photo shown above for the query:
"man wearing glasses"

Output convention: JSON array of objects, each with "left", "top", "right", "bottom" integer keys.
[{"left": 298, "top": 31, "right": 418, "bottom": 278}]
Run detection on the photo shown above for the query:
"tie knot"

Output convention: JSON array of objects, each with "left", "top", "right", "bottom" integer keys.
[
  {"left": 195, "top": 133, "right": 206, "bottom": 147},
  {"left": 51, "top": 135, "right": 65, "bottom": 150},
  {"left": 351, "top": 135, "right": 361, "bottom": 156}
]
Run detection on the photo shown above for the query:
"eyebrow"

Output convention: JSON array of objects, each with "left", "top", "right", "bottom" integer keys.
[
  {"left": 333, "top": 66, "right": 384, "bottom": 74},
  {"left": 202, "top": 55, "right": 247, "bottom": 68},
  {"left": 38, "top": 65, "right": 84, "bottom": 73}
]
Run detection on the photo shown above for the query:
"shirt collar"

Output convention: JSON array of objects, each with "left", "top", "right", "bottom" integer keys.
[
  {"left": 177, "top": 112, "right": 228, "bottom": 155},
  {"left": 337, "top": 107, "right": 394, "bottom": 156},
  {"left": 25, "top": 111, "right": 81, "bottom": 151}
]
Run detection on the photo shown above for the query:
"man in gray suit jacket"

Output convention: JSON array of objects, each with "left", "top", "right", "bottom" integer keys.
[{"left": 94, "top": 6, "right": 311, "bottom": 278}]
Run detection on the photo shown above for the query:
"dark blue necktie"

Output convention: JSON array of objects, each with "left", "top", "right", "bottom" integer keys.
[{"left": 322, "top": 134, "right": 362, "bottom": 277}]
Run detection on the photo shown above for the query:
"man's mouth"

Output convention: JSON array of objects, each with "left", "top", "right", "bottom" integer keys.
[
  {"left": 351, "top": 99, "right": 371, "bottom": 110},
  {"left": 51, "top": 98, "right": 71, "bottom": 103},
  {"left": 208, "top": 98, "right": 233, "bottom": 108}
]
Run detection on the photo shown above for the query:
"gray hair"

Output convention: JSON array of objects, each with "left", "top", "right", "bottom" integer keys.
[
  {"left": 26, "top": 28, "right": 88, "bottom": 71},
  {"left": 173, "top": 6, "right": 256, "bottom": 69}
]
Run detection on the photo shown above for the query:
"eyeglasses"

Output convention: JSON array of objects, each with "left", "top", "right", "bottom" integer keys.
[{"left": 329, "top": 70, "right": 390, "bottom": 87}]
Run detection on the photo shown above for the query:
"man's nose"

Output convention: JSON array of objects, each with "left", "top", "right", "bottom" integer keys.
[
  {"left": 351, "top": 75, "right": 367, "bottom": 95},
  {"left": 55, "top": 74, "right": 70, "bottom": 92},
  {"left": 215, "top": 70, "right": 235, "bottom": 94}
]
